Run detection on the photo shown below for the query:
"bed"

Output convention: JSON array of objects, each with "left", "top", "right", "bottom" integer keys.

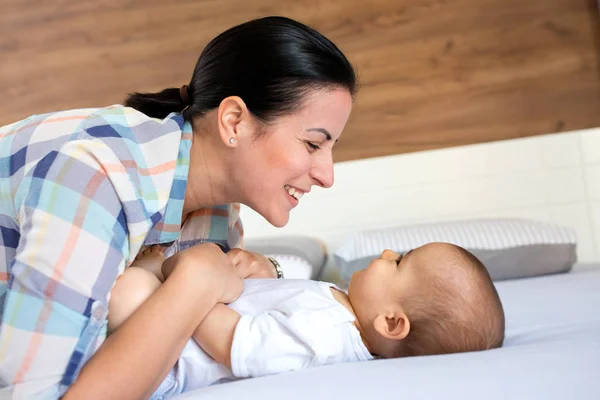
[
  {"left": 175, "top": 129, "right": 600, "bottom": 399},
  {"left": 175, "top": 264, "right": 600, "bottom": 400}
]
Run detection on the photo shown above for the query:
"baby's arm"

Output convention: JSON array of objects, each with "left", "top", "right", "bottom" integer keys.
[{"left": 192, "top": 304, "right": 241, "bottom": 368}]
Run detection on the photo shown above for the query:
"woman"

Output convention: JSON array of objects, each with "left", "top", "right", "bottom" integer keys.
[{"left": 0, "top": 16, "right": 356, "bottom": 399}]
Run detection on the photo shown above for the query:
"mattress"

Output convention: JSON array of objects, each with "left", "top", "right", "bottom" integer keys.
[{"left": 176, "top": 266, "right": 600, "bottom": 400}]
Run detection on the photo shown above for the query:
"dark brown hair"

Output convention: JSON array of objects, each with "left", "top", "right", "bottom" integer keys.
[{"left": 125, "top": 16, "right": 357, "bottom": 122}]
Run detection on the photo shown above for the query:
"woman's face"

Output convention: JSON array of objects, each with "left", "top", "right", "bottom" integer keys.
[{"left": 234, "top": 88, "right": 353, "bottom": 227}]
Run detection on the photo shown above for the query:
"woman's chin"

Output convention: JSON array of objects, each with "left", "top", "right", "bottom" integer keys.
[
  {"left": 244, "top": 200, "right": 290, "bottom": 228},
  {"left": 269, "top": 214, "right": 289, "bottom": 228},
  {"left": 263, "top": 208, "right": 290, "bottom": 228}
]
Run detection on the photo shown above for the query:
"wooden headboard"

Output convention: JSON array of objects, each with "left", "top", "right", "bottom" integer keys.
[{"left": 2, "top": 0, "right": 599, "bottom": 162}]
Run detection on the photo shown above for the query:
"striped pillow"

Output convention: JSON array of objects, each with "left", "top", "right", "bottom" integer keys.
[{"left": 334, "top": 219, "right": 577, "bottom": 282}]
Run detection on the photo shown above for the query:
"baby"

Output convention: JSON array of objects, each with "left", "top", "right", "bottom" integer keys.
[{"left": 108, "top": 242, "right": 505, "bottom": 399}]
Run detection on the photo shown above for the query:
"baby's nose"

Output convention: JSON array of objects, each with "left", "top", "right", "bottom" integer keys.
[{"left": 381, "top": 249, "right": 400, "bottom": 260}]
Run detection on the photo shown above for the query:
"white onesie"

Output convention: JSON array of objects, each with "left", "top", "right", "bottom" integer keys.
[{"left": 151, "top": 279, "right": 373, "bottom": 399}]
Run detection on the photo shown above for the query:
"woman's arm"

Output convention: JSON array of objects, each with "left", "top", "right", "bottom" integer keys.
[
  {"left": 0, "top": 144, "right": 241, "bottom": 400},
  {"left": 108, "top": 246, "right": 242, "bottom": 370},
  {"left": 66, "top": 247, "right": 240, "bottom": 400},
  {"left": 184, "top": 248, "right": 284, "bottom": 368},
  {"left": 192, "top": 304, "right": 242, "bottom": 368},
  {"left": 195, "top": 307, "right": 325, "bottom": 379}
]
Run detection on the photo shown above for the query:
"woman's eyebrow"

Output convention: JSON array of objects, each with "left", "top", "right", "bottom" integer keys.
[{"left": 306, "top": 128, "right": 332, "bottom": 140}]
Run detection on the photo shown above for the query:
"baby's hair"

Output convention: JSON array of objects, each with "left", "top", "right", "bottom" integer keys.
[{"left": 392, "top": 244, "right": 505, "bottom": 357}]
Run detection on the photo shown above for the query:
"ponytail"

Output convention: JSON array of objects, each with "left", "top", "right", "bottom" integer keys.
[{"left": 124, "top": 87, "right": 187, "bottom": 119}]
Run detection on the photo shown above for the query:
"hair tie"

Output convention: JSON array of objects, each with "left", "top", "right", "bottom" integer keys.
[{"left": 179, "top": 85, "right": 190, "bottom": 105}]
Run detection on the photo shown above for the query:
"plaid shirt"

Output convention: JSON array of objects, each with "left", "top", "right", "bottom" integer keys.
[{"left": 0, "top": 105, "right": 243, "bottom": 399}]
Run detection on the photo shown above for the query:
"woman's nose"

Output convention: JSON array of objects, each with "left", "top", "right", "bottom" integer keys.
[{"left": 310, "top": 154, "right": 334, "bottom": 188}]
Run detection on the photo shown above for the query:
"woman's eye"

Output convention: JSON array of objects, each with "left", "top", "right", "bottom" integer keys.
[{"left": 306, "top": 141, "right": 321, "bottom": 151}]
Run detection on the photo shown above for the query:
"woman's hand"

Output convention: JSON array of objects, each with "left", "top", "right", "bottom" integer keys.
[
  {"left": 227, "top": 248, "right": 278, "bottom": 279},
  {"left": 162, "top": 242, "right": 243, "bottom": 303}
]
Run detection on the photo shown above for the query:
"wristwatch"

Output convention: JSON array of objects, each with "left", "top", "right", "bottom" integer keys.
[{"left": 267, "top": 257, "right": 284, "bottom": 279}]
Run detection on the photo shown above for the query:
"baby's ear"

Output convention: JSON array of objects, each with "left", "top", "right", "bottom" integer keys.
[{"left": 373, "top": 311, "right": 410, "bottom": 341}]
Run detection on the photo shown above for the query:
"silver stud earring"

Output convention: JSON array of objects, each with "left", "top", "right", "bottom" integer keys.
[{"left": 229, "top": 137, "right": 236, "bottom": 144}]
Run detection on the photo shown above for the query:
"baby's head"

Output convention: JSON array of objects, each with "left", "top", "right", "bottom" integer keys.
[{"left": 347, "top": 242, "right": 505, "bottom": 358}]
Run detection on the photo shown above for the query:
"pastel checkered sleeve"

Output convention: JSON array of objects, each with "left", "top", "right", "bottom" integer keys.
[{"left": 0, "top": 142, "right": 132, "bottom": 399}]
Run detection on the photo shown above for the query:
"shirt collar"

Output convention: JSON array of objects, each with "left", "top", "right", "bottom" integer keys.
[{"left": 144, "top": 114, "right": 192, "bottom": 245}]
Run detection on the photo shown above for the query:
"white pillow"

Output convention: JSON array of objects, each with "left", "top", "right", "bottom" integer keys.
[
  {"left": 244, "top": 236, "right": 328, "bottom": 280},
  {"left": 262, "top": 254, "right": 314, "bottom": 280},
  {"left": 333, "top": 218, "right": 577, "bottom": 282}
]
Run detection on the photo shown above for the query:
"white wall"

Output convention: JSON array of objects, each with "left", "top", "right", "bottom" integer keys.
[{"left": 241, "top": 128, "right": 600, "bottom": 263}]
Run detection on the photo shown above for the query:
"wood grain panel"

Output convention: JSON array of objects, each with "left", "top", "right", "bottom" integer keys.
[{"left": 1, "top": 0, "right": 599, "bottom": 161}]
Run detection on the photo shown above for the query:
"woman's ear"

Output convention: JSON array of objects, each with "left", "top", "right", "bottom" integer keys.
[
  {"left": 217, "top": 96, "right": 249, "bottom": 147},
  {"left": 373, "top": 311, "right": 410, "bottom": 341}
]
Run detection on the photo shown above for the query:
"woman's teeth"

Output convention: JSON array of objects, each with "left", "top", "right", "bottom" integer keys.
[{"left": 284, "top": 185, "right": 304, "bottom": 200}]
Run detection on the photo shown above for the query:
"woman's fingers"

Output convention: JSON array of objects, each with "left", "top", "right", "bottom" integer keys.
[
  {"left": 162, "top": 243, "right": 243, "bottom": 303},
  {"left": 227, "top": 249, "right": 276, "bottom": 279},
  {"left": 220, "top": 265, "right": 244, "bottom": 304},
  {"left": 227, "top": 249, "right": 255, "bottom": 278}
]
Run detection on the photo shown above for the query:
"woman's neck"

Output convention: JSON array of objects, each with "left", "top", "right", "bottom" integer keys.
[{"left": 182, "top": 120, "right": 237, "bottom": 215}]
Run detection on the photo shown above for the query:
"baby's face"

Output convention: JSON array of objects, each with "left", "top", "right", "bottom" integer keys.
[
  {"left": 347, "top": 243, "right": 455, "bottom": 326},
  {"left": 347, "top": 248, "right": 414, "bottom": 324}
]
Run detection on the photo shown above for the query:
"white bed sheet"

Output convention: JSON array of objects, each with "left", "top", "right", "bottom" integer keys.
[{"left": 176, "top": 266, "right": 600, "bottom": 400}]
